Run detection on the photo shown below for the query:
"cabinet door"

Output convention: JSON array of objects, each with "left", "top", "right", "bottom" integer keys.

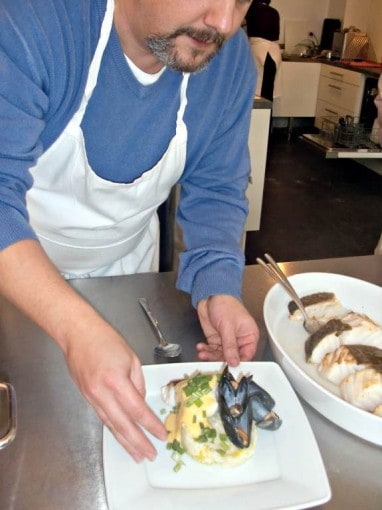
[
  {"left": 245, "top": 107, "right": 271, "bottom": 232},
  {"left": 320, "top": 64, "right": 364, "bottom": 87},
  {"left": 317, "top": 75, "right": 362, "bottom": 112},
  {"left": 314, "top": 99, "right": 356, "bottom": 129},
  {"left": 272, "top": 62, "right": 321, "bottom": 117}
]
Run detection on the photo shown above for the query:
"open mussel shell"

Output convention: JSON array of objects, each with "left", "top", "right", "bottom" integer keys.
[
  {"left": 247, "top": 378, "right": 282, "bottom": 430},
  {"left": 219, "top": 373, "right": 252, "bottom": 448},
  {"left": 218, "top": 366, "right": 282, "bottom": 448}
]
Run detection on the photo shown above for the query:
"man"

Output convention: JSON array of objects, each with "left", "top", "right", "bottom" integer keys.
[
  {"left": 245, "top": 0, "right": 281, "bottom": 100},
  {"left": 0, "top": 0, "right": 258, "bottom": 462}
]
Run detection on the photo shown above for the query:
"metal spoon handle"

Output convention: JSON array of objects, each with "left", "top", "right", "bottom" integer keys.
[
  {"left": 138, "top": 298, "right": 168, "bottom": 347},
  {"left": 256, "top": 254, "right": 310, "bottom": 323}
]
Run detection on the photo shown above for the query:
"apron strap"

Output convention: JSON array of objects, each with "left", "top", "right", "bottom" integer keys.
[{"left": 74, "top": 0, "right": 115, "bottom": 125}]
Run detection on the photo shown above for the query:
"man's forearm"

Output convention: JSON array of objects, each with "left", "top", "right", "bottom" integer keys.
[{"left": 0, "top": 239, "right": 106, "bottom": 354}]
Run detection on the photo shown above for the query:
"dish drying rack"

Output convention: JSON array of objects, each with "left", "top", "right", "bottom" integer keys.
[{"left": 319, "top": 116, "right": 381, "bottom": 150}]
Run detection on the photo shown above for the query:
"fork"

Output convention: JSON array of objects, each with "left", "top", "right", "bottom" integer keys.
[{"left": 256, "top": 253, "right": 321, "bottom": 334}]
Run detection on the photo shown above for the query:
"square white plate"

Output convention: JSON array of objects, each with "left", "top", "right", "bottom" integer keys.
[
  {"left": 103, "top": 361, "right": 331, "bottom": 510},
  {"left": 264, "top": 272, "right": 382, "bottom": 445}
]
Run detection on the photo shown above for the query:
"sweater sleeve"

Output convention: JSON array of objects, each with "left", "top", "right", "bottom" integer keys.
[
  {"left": 0, "top": 0, "right": 98, "bottom": 251},
  {"left": 0, "top": 2, "right": 50, "bottom": 249},
  {"left": 176, "top": 32, "right": 256, "bottom": 307}
]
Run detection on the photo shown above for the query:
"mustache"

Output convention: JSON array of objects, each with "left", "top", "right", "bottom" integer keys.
[{"left": 167, "top": 27, "right": 225, "bottom": 47}]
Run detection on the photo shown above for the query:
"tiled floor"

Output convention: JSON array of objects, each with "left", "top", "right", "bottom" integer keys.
[{"left": 245, "top": 129, "right": 382, "bottom": 264}]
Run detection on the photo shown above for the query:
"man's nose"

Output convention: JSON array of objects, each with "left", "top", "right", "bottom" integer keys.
[{"left": 203, "top": 0, "right": 237, "bottom": 36}]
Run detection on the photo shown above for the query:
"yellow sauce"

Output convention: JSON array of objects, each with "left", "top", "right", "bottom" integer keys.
[{"left": 165, "top": 375, "right": 219, "bottom": 443}]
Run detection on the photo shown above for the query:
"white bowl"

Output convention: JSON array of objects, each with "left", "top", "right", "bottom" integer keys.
[{"left": 263, "top": 272, "right": 382, "bottom": 446}]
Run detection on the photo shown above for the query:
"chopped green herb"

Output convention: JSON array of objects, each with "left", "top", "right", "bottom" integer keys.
[
  {"left": 167, "top": 439, "right": 186, "bottom": 455},
  {"left": 173, "top": 460, "right": 184, "bottom": 472},
  {"left": 182, "top": 373, "right": 213, "bottom": 398},
  {"left": 169, "top": 444, "right": 186, "bottom": 472},
  {"left": 195, "top": 426, "right": 217, "bottom": 443},
  {"left": 172, "top": 403, "right": 180, "bottom": 414},
  {"left": 159, "top": 408, "right": 167, "bottom": 415}
]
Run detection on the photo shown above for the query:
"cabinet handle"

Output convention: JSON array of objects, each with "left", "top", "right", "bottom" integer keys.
[
  {"left": 324, "top": 108, "right": 338, "bottom": 115},
  {"left": 328, "top": 84, "right": 343, "bottom": 91},
  {"left": 329, "top": 71, "right": 344, "bottom": 78},
  {"left": 0, "top": 382, "right": 17, "bottom": 450}
]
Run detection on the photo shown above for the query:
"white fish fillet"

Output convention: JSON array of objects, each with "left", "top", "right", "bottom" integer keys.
[
  {"left": 307, "top": 333, "right": 341, "bottom": 364},
  {"left": 340, "top": 367, "right": 382, "bottom": 412},
  {"left": 305, "top": 319, "right": 351, "bottom": 364},
  {"left": 374, "top": 404, "right": 382, "bottom": 417},
  {"left": 340, "top": 312, "right": 382, "bottom": 349},
  {"left": 288, "top": 292, "right": 344, "bottom": 323},
  {"left": 318, "top": 346, "right": 369, "bottom": 384}
]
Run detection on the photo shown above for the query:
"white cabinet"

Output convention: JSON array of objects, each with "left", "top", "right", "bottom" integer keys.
[
  {"left": 272, "top": 62, "right": 321, "bottom": 118},
  {"left": 314, "top": 64, "right": 365, "bottom": 129},
  {"left": 245, "top": 102, "right": 272, "bottom": 233}
]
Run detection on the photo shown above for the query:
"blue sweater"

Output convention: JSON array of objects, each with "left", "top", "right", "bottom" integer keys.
[{"left": 0, "top": 0, "right": 256, "bottom": 307}]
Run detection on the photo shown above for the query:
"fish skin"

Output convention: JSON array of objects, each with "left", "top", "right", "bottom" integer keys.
[
  {"left": 318, "top": 344, "right": 382, "bottom": 384},
  {"left": 305, "top": 319, "right": 351, "bottom": 363},
  {"left": 339, "top": 312, "right": 382, "bottom": 349},
  {"left": 288, "top": 292, "right": 343, "bottom": 322}
]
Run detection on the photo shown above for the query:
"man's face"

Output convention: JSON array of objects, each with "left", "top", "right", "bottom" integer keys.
[{"left": 121, "top": 0, "right": 252, "bottom": 73}]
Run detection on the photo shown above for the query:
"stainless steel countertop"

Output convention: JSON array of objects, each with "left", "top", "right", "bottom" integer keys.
[{"left": 0, "top": 255, "right": 381, "bottom": 509}]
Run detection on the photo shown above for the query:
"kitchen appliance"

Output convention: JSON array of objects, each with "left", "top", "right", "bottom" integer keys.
[
  {"left": 320, "top": 18, "right": 341, "bottom": 51},
  {"left": 301, "top": 75, "right": 381, "bottom": 159},
  {"left": 331, "top": 30, "right": 369, "bottom": 60}
]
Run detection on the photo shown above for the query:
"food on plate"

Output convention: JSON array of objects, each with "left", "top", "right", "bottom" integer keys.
[
  {"left": 338, "top": 312, "right": 382, "bottom": 349},
  {"left": 287, "top": 291, "right": 382, "bottom": 417},
  {"left": 318, "top": 345, "right": 382, "bottom": 384},
  {"left": 288, "top": 292, "right": 343, "bottom": 323},
  {"left": 305, "top": 319, "right": 351, "bottom": 363},
  {"left": 161, "top": 365, "right": 281, "bottom": 471},
  {"left": 339, "top": 366, "right": 382, "bottom": 412}
]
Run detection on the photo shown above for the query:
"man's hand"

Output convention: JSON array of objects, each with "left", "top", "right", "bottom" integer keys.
[
  {"left": 0, "top": 240, "right": 167, "bottom": 463},
  {"left": 196, "top": 295, "right": 259, "bottom": 366},
  {"left": 64, "top": 321, "right": 168, "bottom": 463}
]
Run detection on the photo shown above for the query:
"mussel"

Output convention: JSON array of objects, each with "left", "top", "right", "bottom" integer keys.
[{"left": 218, "top": 365, "right": 282, "bottom": 448}]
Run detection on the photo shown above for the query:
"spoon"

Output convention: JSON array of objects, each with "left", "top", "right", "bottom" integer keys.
[
  {"left": 256, "top": 254, "right": 321, "bottom": 334},
  {"left": 138, "top": 298, "right": 182, "bottom": 357}
]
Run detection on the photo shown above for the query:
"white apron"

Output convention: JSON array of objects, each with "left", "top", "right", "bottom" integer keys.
[
  {"left": 26, "top": 0, "right": 189, "bottom": 278},
  {"left": 249, "top": 37, "right": 281, "bottom": 98}
]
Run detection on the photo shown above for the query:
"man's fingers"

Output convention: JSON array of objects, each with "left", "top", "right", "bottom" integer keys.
[{"left": 91, "top": 378, "right": 167, "bottom": 462}]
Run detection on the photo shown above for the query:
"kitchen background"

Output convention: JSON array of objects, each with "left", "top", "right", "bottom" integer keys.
[
  {"left": 243, "top": 0, "right": 382, "bottom": 265},
  {"left": 168, "top": 0, "right": 382, "bottom": 271},
  {"left": 271, "top": 0, "right": 382, "bottom": 62}
]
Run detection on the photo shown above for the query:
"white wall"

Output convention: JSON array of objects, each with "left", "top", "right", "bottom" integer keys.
[
  {"left": 343, "top": 0, "right": 372, "bottom": 31},
  {"left": 366, "top": 0, "right": 382, "bottom": 62},
  {"left": 272, "top": 0, "right": 330, "bottom": 45},
  {"left": 327, "top": 0, "right": 346, "bottom": 20}
]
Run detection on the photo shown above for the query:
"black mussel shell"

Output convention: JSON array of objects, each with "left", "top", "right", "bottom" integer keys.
[
  {"left": 218, "top": 366, "right": 282, "bottom": 447},
  {"left": 247, "top": 378, "right": 276, "bottom": 410},
  {"left": 219, "top": 386, "right": 252, "bottom": 448},
  {"left": 249, "top": 395, "right": 282, "bottom": 430},
  {"left": 218, "top": 367, "right": 253, "bottom": 448}
]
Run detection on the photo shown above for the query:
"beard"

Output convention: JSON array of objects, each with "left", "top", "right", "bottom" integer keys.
[{"left": 145, "top": 27, "right": 225, "bottom": 73}]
